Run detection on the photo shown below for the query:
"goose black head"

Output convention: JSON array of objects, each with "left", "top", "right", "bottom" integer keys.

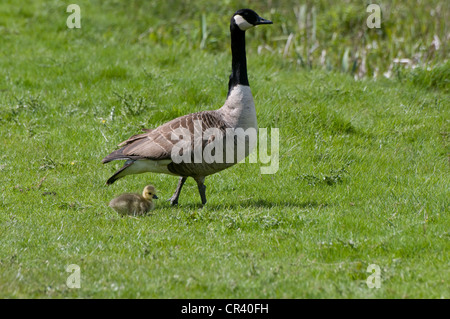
[{"left": 232, "top": 9, "right": 273, "bottom": 31}]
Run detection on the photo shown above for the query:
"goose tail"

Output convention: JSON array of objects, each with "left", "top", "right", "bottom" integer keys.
[{"left": 106, "top": 160, "right": 135, "bottom": 185}]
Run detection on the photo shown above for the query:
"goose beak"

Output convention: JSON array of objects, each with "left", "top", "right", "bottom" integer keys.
[
  {"left": 256, "top": 17, "right": 273, "bottom": 25},
  {"left": 153, "top": 194, "right": 158, "bottom": 199}
]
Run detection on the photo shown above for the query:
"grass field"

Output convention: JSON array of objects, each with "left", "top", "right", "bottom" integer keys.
[{"left": 0, "top": 1, "right": 449, "bottom": 298}]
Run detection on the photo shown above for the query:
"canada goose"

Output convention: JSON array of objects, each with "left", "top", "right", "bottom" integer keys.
[
  {"left": 109, "top": 185, "right": 158, "bottom": 216},
  {"left": 102, "top": 9, "right": 272, "bottom": 205}
]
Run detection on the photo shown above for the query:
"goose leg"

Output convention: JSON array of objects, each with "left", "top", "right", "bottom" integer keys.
[
  {"left": 168, "top": 176, "right": 187, "bottom": 206},
  {"left": 194, "top": 176, "right": 207, "bottom": 205}
]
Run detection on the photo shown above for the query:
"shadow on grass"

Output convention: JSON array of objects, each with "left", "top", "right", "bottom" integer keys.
[{"left": 157, "top": 199, "right": 326, "bottom": 210}]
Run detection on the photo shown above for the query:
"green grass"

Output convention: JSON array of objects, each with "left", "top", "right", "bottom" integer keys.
[{"left": 0, "top": 0, "right": 449, "bottom": 298}]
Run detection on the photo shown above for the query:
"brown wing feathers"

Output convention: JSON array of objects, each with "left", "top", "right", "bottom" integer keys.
[{"left": 101, "top": 111, "right": 230, "bottom": 164}]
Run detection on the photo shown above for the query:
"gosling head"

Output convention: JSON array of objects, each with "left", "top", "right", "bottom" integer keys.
[
  {"left": 142, "top": 185, "right": 158, "bottom": 201},
  {"left": 231, "top": 9, "right": 273, "bottom": 31}
]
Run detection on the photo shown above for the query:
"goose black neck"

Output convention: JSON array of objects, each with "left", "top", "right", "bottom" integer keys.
[{"left": 227, "top": 24, "right": 248, "bottom": 96}]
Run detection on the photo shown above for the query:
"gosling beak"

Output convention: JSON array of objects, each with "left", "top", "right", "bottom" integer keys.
[
  {"left": 153, "top": 194, "right": 158, "bottom": 199},
  {"left": 255, "top": 17, "right": 273, "bottom": 25}
]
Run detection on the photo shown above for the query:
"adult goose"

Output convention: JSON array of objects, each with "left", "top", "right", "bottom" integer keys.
[{"left": 102, "top": 9, "right": 272, "bottom": 205}]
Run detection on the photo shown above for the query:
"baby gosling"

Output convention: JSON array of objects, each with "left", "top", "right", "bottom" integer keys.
[{"left": 109, "top": 185, "right": 158, "bottom": 216}]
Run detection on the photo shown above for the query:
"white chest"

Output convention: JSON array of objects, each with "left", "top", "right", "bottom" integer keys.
[{"left": 219, "top": 85, "right": 257, "bottom": 130}]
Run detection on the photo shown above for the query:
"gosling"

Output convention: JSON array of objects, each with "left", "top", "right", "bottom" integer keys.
[{"left": 109, "top": 185, "right": 158, "bottom": 216}]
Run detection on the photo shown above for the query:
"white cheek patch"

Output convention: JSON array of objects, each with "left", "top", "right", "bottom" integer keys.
[{"left": 234, "top": 15, "right": 254, "bottom": 31}]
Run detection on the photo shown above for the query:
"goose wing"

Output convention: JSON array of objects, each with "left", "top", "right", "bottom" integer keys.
[{"left": 102, "top": 111, "right": 229, "bottom": 163}]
